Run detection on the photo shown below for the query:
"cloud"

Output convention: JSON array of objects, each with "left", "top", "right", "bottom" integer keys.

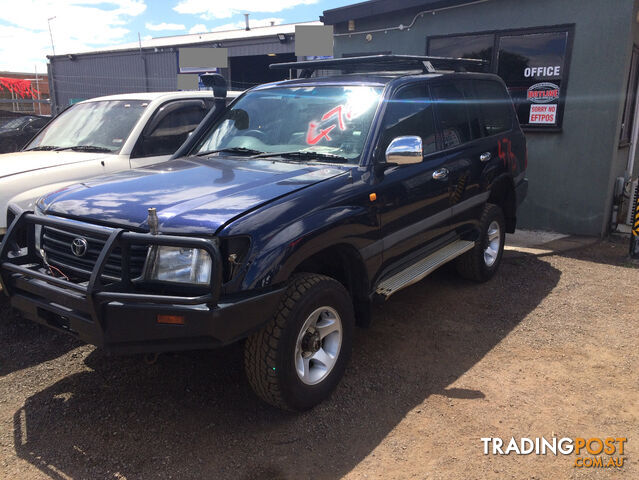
[
  {"left": 173, "top": 0, "right": 317, "bottom": 20},
  {"left": 188, "top": 24, "right": 208, "bottom": 34},
  {"left": 145, "top": 22, "right": 185, "bottom": 31},
  {"left": 0, "top": 0, "right": 146, "bottom": 72}
]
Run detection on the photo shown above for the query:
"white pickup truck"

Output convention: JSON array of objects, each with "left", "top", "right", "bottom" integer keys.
[{"left": 0, "top": 90, "right": 239, "bottom": 236}]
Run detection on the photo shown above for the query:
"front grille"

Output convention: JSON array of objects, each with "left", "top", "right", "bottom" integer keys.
[{"left": 41, "top": 226, "right": 148, "bottom": 281}]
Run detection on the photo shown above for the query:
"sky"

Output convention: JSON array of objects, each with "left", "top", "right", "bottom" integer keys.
[{"left": 0, "top": 0, "right": 355, "bottom": 73}]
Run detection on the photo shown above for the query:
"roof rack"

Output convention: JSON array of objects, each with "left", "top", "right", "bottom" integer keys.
[{"left": 269, "top": 54, "right": 487, "bottom": 78}]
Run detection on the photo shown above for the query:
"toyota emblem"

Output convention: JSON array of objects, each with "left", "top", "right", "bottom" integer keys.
[{"left": 71, "top": 237, "right": 88, "bottom": 257}]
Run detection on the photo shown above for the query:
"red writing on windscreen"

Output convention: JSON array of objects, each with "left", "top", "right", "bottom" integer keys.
[
  {"left": 306, "top": 105, "right": 353, "bottom": 145},
  {"left": 306, "top": 123, "right": 336, "bottom": 144}
]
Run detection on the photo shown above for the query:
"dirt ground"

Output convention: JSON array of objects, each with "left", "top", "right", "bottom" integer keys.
[{"left": 0, "top": 239, "right": 637, "bottom": 479}]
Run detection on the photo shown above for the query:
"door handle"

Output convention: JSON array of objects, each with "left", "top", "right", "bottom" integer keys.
[
  {"left": 432, "top": 168, "right": 449, "bottom": 180},
  {"left": 480, "top": 152, "right": 492, "bottom": 162}
]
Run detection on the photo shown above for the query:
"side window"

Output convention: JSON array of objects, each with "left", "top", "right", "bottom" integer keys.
[
  {"left": 474, "top": 80, "right": 514, "bottom": 136},
  {"left": 460, "top": 81, "right": 483, "bottom": 140},
  {"left": 431, "top": 82, "right": 473, "bottom": 149},
  {"left": 378, "top": 84, "right": 438, "bottom": 159},
  {"left": 134, "top": 101, "right": 208, "bottom": 158}
]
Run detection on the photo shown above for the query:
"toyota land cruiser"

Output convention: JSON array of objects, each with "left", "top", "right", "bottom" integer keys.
[{"left": 0, "top": 56, "right": 528, "bottom": 411}]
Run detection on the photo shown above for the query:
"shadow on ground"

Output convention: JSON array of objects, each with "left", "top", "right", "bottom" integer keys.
[
  {"left": 11, "top": 254, "right": 560, "bottom": 479},
  {"left": 0, "top": 295, "right": 81, "bottom": 377},
  {"left": 528, "top": 236, "right": 639, "bottom": 269}
]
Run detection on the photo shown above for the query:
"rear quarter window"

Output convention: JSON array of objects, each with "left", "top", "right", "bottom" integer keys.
[{"left": 474, "top": 80, "right": 514, "bottom": 136}]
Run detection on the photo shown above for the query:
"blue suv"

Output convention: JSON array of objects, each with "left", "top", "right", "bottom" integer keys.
[{"left": 0, "top": 56, "right": 527, "bottom": 411}]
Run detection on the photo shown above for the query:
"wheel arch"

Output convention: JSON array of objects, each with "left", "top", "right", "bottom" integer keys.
[
  {"left": 489, "top": 174, "right": 517, "bottom": 233},
  {"left": 289, "top": 243, "right": 372, "bottom": 327}
]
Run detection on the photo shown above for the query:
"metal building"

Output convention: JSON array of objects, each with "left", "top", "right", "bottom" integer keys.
[{"left": 47, "top": 21, "right": 321, "bottom": 114}]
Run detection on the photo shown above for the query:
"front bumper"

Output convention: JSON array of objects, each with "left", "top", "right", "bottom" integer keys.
[{"left": 0, "top": 210, "right": 283, "bottom": 354}]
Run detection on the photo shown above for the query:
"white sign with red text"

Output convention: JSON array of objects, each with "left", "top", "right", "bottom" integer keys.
[{"left": 529, "top": 104, "right": 557, "bottom": 124}]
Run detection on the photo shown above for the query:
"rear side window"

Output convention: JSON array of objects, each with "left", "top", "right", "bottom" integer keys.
[
  {"left": 378, "top": 84, "right": 439, "bottom": 157},
  {"left": 474, "top": 80, "right": 513, "bottom": 136},
  {"left": 431, "top": 82, "right": 473, "bottom": 149}
]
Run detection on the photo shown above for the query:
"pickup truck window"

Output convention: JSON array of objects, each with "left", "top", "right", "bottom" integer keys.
[
  {"left": 26, "top": 100, "right": 148, "bottom": 153},
  {"left": 196, "top": 86, "right": 383, "bottom": 163},
  {"left": 133, "top": 101, "right": 209, "bottom": 158}
]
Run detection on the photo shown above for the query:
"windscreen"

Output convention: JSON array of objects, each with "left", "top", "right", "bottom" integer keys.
[
  {"left": 0, "top": 116, "right": 31, "bottom": 131},
  {"left": 26, "top": 100, "right": 148, "bottom": 153},
  {"left": 196, "top": 85, "right": 383, "bottom": 163}
]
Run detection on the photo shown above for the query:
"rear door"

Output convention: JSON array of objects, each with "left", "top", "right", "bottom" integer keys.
[
  {"left": 374, "top": 82, "right": 453, "bottom": 271},
  {"left": 431, "top": 79, "right": 490, "bottom": 233},
  {"left": 474, "top": 78, "right": 524, "bottom": 177}
]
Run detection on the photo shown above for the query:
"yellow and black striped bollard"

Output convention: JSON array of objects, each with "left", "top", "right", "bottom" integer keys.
[{"left": 631, "top": 181, "right": 639, "bottom": 258}]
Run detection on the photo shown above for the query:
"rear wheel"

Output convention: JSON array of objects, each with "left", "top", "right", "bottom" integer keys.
[
  {"left": 456, "top": 203, "right": 505, "bottom": 282},
  {"left": 244, "top": 273, "right": 354, "bottom": 411}
]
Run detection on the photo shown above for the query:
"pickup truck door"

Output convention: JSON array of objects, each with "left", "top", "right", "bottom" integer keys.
[
  {"left": 129, "top": 99, "right": 211, "bottom": 169},
  {"left": 373, "top": 83, "right": 453, "bottom": 273}
]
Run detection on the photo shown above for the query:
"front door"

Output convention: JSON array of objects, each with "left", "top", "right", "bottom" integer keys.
[{"left": 373, "top": 83, "right": 452, "bottom": 274}]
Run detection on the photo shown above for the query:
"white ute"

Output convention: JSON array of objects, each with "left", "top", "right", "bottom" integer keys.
[{"left": 0, "top": 90, "right": 239, "bottom": 236}]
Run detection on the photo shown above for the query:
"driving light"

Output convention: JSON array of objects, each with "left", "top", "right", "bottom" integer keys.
[{"left": 146, "top": 246, "right": 212, "bottom": 285}]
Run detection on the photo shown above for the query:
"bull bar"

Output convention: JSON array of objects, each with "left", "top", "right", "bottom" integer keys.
[{"left": 0, "top": 210, "right": 283, "bottom": 354}]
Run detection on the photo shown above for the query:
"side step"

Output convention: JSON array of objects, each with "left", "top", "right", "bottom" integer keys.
[{"left": 375, "top": 240, "right": 475, "bottom": 299}]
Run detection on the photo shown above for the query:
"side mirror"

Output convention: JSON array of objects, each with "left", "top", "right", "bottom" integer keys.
[
  {"left": 228, "top": 109, "right": 249, "bottom": 130},
  {"left": 385, "top": 136, "right": 423, "bottom": 165}
]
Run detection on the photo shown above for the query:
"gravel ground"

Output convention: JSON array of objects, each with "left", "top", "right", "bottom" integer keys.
[{"left": 0, "top": 239, "right": 637, "bottom": 479}]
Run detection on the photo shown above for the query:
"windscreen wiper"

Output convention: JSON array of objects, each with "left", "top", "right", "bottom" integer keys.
[
  {"left": 196, "top": 147, "right": 264, "bottom": 157},
  {"left": 24, "top": 145, "right": 60, "bottom": 151},
  {"left": 251, "top": 151, "right": 349, "bottom": 163},
  {"left": 53, "top": 145, "right": 113, "bottom": 153}
]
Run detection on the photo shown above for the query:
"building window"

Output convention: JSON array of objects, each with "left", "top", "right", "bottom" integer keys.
[
  {"left": 428, "top": 34, "right": 493, "bottom": 67},
  {"left": 427, "top": 25, "right": 573, "bottom": 131}
]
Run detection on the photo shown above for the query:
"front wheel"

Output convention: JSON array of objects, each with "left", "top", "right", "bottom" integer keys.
[
  {"left": 456, "top": 203, "right": 506, "bottom": 282},
  {"left": 244, "top": 273, "right": 354, "bottom": 411}
]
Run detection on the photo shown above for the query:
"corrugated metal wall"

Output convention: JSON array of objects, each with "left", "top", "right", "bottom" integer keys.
[
  {"left": 49, "top": 48, "right": 177, "bottom": 112},
  {"left": 49, "top": 36, "right": 296, "bottom": 113}
]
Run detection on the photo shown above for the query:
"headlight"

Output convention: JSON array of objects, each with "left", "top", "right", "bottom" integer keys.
[{"left": 145, "top": 246, "right": 212, "bottom": 285}]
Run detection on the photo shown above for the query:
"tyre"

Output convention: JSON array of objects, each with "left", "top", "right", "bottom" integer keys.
[
  {"left": 244, "top": 273, "right": 354, "bottom": 411},
  {"left": 456, "top": 203, "right": 505, "bottom": 282}
]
